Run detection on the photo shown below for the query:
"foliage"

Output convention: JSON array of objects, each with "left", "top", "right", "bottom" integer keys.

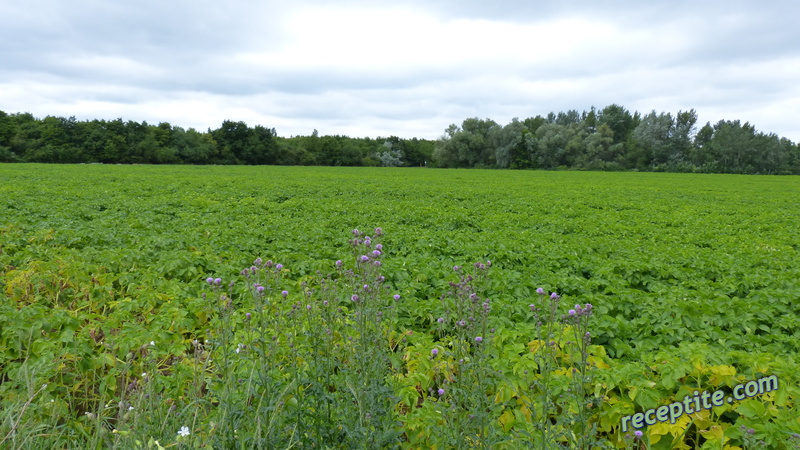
[{"left": 1, "top": 165, "right": 800, "bottom": 448}]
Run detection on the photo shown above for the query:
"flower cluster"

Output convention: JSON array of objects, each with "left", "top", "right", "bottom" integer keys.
[{"left": 567, "top": 303, "right": 593, "bottom": 317}]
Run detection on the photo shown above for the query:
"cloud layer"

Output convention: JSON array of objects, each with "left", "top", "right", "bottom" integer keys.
[{"left": 2, "top": 0, "right": 799, "bottom": 140}]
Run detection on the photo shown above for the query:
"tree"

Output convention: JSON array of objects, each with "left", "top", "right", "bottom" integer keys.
[
  {"left": 377, "top": 141, "right": 404, "bottom": 167},
  {"left": 598, "top": 104, "right": 637, "bottom": 146},
  {"left": 433, "top": 118, "right": 500, "bottom": 168},
  {"left": 493, "top": 118, "right": 531, "bottom": 169}
]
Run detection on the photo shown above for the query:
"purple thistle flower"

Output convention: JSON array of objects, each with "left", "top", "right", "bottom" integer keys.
[
  {"left": 372, "top": 250, "right": 381, "bottom": 256},
  {"left": 529, "top": 304, "right": 536, "bottom": 312},
  {"left": 323, "top": 300, "right": 328, "bottom": 306},
  {"left": 437, "top": 388, "right": 445, "bottom": 396},
  {"left": 634, "top": 430, "right": 643, "bottom": 439},
  {"left": 393, "top": 294, "right": 401, "bottom": 301},
  {"left": 275, "top": 263, "right": 283, "bottom": 270},
  {"left": 266, "top": 260, "right": 273, "bottom": 267},
  {"left": 374, "top": 227, "right": 382, "bottom": 236},
  {"left": 352, "top": 228, "right": 360, "bottom": 236},
  {"left": 453, "top": 265, "right": 461, "bottom": 272},
  {"left": 245, "top": 312, "right": 251, "bottom": 320},
  {"left": 437, "top": 317, "right": 444, "bottom": 323},
  {"left": 214, "top": 278, "right": 222, "bottom": 285},
  {"left": 256, "top": 285, "right": 265, "bottom": 293},
  {"left": 475, "top": 336, "right": 483, "bottom": 343},
  {"left": 364, "top": 238, "right": 371, "bottom": 247},
  {"left": 206, "top": 277, "right": 214, "bottom": 285},
  {"left": 374, "top": 260, "right": 382, "bottom": 267},
  {"left": 375, "top": 243, "right": 383, "bottom": 251},
  {"left": 363, "top": 284, "right": 369, "bottom": 291},
  {"left": 335, "top": 260, "right": 343, "bottom": 267},
  {"left": 360, "top": 255, "right": 369, "bottom": 262},
  {"left": 254, "top": 258, "right": 262, "bottom": 266},
  {"left": 281, "top": 290, "right": 288, "bottom": 298},
  {"left": 351, "top": 294, "right": 359, "bottom": 302},
  {"left": 306, "top": 305, "right": 312, "bottom": 311},
  {"left": 550, "top": 292, "right": 560, "bottom": 300},
  {"left": 431, "top": 348, "right": 438, "bottom": 357},
  {"left": 536, "top": 287, "right": 544, "bottom": 295},
  {"left": 568, "top": 309, "right": 576, "bottom": 316}
]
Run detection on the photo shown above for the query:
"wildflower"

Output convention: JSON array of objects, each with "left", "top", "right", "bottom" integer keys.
[
  {"left": 364, "top": 238, "right": 371, "bottom": 247},
  {"left": 150, "top": 341, "right": 155, "bottom": 346},
  {"left": 306, "top": 305, "right": 311, "bottom": 311},
  {"left": 453, "top": 265, "right": 461, "bottom": 271},
  {"left": 363, "top": 284, "right": 369, "bottom": 291},
  {"left": 529, "top": 304, "right": 536, "bottom": 312},
  {"left": 569, "top": 309, "right": 576, "bottom": 316},
  {"left": 206, "top": 277, "right": 214, "bottom": 285},
  {"left": 375, "top": 243, "right": 383, "bottom": 251},
  {"left": 335, "top": 260, "right": 343, "bottom": 267},
  {"left": 437, "top": 388, "right": 445, "bottom": 396},
  {"left": 437, "top": 317, "right": 444, "bottom": 323},
  {"left": 536, "top": 287, "right": 544, "bottom": 295},
  {"left": 550, "top": 292, "right": 560, "bottom": 300},
  {"left": 394, "top": 294, "right": 401, "bottom": 301},
  {"left": 275, "top": 263, "right": 283, "bottom": 270},
  {"left": 475, "top": 336, "right": 483, "bottom": 343},
  {"left": 214, "top": 278, "right": 222, "bottom": 285},
  {"left": 141, "top": 373, "right": 147, "bottom": 377},
  {"left": 178, "top": 426, "right": 191, "bottom": 437},
  {"left": 323, "top": 300, "right": 329, "bottom": 306},
  {"left": 245, "top": 312, "right": 251, "bottom": 320},
  {"left": 359, "top": 255, "right": 369, "bottom": 262},
  {"left": 374, "top": 261, "right": 382, "bottom": 267},
  {"left": 256, "top": 284, "right": 265, "bottom": 293},
  {"left": 457, "top": 320, "right": 466, "bottom": 327},
  {"left": 351, "top": 294, "right": 359, "bottom": 302},
  {"left": 372, "top": 249, "right": 381, "bottom": 256},
  {"left": 374, "top": 227, "right": 382, "bottom": 235},
  {"left": 352, "top": 228, "right": 360, "bottom": 236},
  {"left": 431, "top": 348, "right": 439, "bottom": 357},
  {"left": 254, "top": 258, "right": 262, "bottom": 266},
  {"left": 282, "top": 290, "right": 288, "bottom": 298},
  {"left": 634, "top": 430, "right": 643, "bottom": 439}
]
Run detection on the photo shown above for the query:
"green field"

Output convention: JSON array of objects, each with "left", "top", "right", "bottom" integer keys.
[{"left": 2, "top": 164, "right": 799, "bottom": 448}]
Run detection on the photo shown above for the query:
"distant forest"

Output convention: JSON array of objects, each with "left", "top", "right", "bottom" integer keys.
[{"left": 1, "top": 105, "right": 798, "bottom": 174}]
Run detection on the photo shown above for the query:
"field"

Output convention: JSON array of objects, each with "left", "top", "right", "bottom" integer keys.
[{"left": 1, "top": 164, "right": 799, "bottom": 449}]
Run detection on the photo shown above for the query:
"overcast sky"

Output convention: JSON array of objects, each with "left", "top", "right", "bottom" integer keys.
[{"left": 2, "top": 0, "right": 798, "bottom": 141}]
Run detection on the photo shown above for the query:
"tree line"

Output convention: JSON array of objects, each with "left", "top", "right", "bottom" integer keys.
[
  {"left": 0, "top": 112, "right": 434, "bottom": 167},
  {"left": 435, "top": 105, "right": 800, "bottom": 174},
  {"left": 1, "top": 105, "right": 798, "bottom": 174}
]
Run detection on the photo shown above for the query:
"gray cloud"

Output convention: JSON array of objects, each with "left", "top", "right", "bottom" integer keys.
[{"left": 2, "top": 0, "right": 799, "bottom": 141}]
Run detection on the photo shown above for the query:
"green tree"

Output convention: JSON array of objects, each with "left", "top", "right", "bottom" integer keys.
[{"left": 433, "top": 118, "right": 500, "bottom": 168}]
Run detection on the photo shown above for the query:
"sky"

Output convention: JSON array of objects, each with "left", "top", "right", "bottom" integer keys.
[{"left": 2, "top": 0, "right": 799, "bottom": 141}]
